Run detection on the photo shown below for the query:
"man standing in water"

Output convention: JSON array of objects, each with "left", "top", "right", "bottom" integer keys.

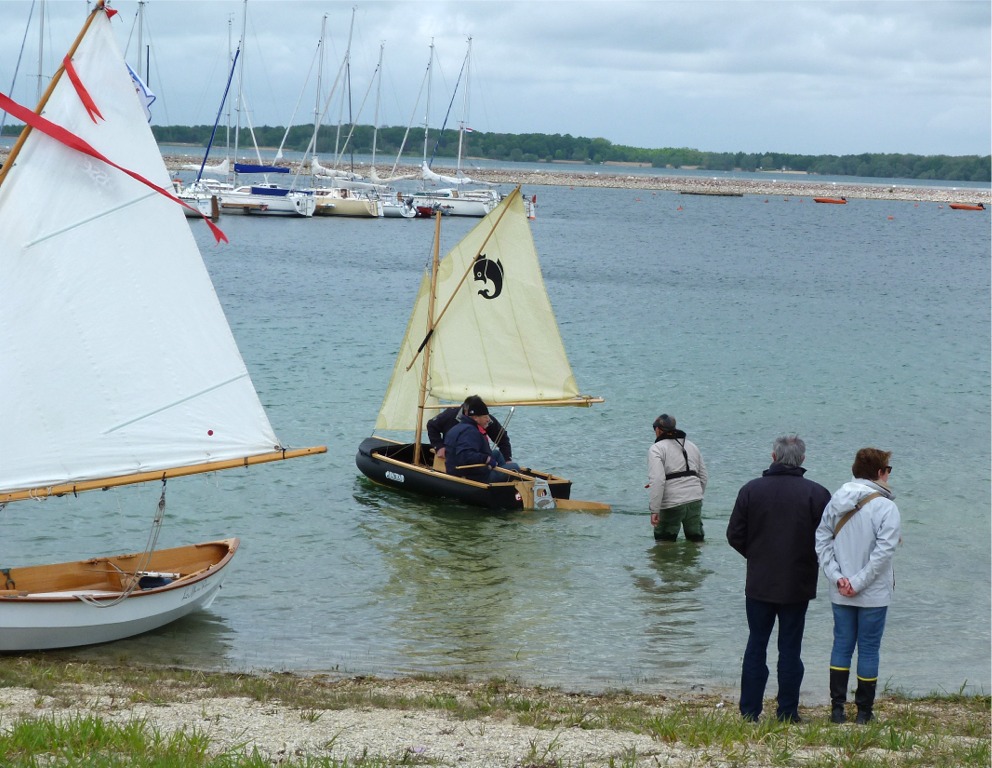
[
  {"left": 726, "top": 434, "right": 832, "bottom": 723},
  {"left": 647, "top": 414, "right": 708, "bottom": 542}
]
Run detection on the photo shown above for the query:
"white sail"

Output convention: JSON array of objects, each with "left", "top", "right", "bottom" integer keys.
[
  {"left": 0, "top": 11, "right": 281, "bottom": 495},
  {"left": 181, "top": 156, "right": 230, "bottom": 176},
  {"left": 421, "top": 160, "right": 473, "bottom": 187},
  {"left": 375, "top": 188, "right": 583, "bottom": 432}
]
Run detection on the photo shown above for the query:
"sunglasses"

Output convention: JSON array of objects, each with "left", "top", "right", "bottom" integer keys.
[{"left": 884, "top": 466, "right": 893, "bottom": 473}]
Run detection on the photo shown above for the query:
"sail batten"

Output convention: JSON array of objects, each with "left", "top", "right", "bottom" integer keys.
[{"left": 374, "top": 188, "right": 598, "bottom": 433}]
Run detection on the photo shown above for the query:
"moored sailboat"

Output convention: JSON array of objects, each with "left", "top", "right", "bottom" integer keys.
[
  {"left": 356, "top": 187, "right": 607, "bottom": 511},
  {"left": 0, "top": 1, "right": 325, "bottom": 651}
]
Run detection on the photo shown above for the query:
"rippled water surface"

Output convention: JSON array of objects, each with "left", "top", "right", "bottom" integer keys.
[{"left": 8, "top": 183, "right": 990, "bottom": 697}]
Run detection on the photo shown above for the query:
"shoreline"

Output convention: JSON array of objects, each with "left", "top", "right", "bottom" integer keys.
[
  {"left": 0, "top": 660, "right": 987, "bottom": 767},
  {"left": 2, "top": 147, "right": 986, "bottom": 203},
  {"left": 160, "top": 153, "right": 990, "bottom": 204}
]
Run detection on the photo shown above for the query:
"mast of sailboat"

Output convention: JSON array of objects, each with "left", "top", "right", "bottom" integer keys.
[
  {"left": 232, "top": 0, "right": 248, "bottom": 181},
  {"left": 456, "top": 37, "right": 471, "bottom": 176},
  {"left": 36, "top": 0, "right": 45, "bottom": 104},
  {"left": 412, "top": 211, "right": 444, "bottom": 467},
  {"left": 370, "top": 41, "right": 384, "bottom": 173},
  {"left": 428, "top": 38, "right": 470, "bottom": 171},
  {"left": 136, "top": 0, "right": 145, "bottom": 81},
  {"left": 1, "top": 1, "right": 36, "bottom": 138},
  {"left": 421, "top": 39, "right": 434, "bottom": 176},
  {"left": 196, "top": 45, "right": 240, "bottom": 184}
]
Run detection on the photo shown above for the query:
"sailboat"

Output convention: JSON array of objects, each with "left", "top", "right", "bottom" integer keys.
[
  {"left": 412, "top": 38, "right": 501, "bottom": 219},
  {"left": 356, "top": 188, "right": 608, "bottom": 511},
  {"left": 0, "top": 1, "right": 325, "bottom": 651}
]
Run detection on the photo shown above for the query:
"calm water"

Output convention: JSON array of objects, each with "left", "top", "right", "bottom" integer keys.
[{"left": 6, "top": 183, "right": 990, "bottom": 698}]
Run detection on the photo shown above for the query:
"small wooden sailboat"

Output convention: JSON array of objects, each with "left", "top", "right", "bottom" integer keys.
[
  {"left": 813, "top": 196, "right": 847, "bottom": 204},
  {"left": 948, "top": 202, "right": 985, "bottom": 211},
  {"left": 0, "top": 2, "right": 325, "bottom": 651},
  {"left": 356, "top": 187, "right": 608, "bottom": 511}
]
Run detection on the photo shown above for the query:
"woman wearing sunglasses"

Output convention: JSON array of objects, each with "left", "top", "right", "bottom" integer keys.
[{"left": 815, "top": 448, "right": 902, "bottom": 725}]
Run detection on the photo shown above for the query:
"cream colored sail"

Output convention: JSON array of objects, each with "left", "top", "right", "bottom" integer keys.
[
  {"left": 375, "top": 188, "right": 594, "bottom": 433},
  {"left": 0, "top": 9, "right": 312, "bottom": 499}
]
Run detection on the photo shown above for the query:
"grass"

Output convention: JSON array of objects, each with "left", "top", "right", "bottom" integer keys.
[{"left": 0, "top": 656, "right": 987, "bottom": 767}]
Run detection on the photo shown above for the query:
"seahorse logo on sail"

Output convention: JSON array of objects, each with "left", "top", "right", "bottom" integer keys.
[{"left": 473, "top": 253, "right": 503, "bottom": 299}]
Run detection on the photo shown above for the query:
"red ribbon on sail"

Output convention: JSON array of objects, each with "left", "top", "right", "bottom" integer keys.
[
  {"left": 63, "top": 56, "right": 104, "bottom": 123},
  {"left": 0, "top": 90, "right": 227, "bottom": 244}
]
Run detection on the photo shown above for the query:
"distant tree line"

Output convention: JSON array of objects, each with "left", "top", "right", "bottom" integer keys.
[{"left": 3, "top": 122, "right": 988, "bottom": 182}]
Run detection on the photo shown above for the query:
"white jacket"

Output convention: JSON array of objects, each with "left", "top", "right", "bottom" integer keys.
[
  {"left": 647, "top": 436, "right": 707, "bottom": 512},
  {"left": 815, "top": 479, "right": 901, "bottom": 607}
]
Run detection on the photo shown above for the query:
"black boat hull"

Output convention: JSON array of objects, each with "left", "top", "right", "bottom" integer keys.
[{"left": 356, "top": 436, "right": 572, "bottom": 510}]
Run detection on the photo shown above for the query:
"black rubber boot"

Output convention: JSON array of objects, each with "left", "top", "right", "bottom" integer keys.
[
  {"left": 854, "top": 677, "right": 877, "bottom": 724},
  {"left": 829, "top": 668, "right": 849, "bottom": 724}
]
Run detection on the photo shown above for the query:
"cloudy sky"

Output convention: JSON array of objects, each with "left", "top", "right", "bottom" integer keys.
[{"left": 2, "top": 0, "right": 989, "bottom": 157}]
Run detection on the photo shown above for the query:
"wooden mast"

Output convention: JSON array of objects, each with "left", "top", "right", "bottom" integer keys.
[{"left": 412, "top": 210, "right": 443, "bottom": 467}]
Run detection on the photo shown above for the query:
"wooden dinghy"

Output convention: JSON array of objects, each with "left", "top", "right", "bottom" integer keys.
[
  {"left": 0, "top": 540, "right": 238, "bottom": 651},
  {"left": 356, "top": 188, "right": 609, "bottom": 512},
  {"left": 813, "top": 197, "right": 847, "bottom": 204},
  {"left": 0, "top": 3, "right": 325, "bottom": 651}
]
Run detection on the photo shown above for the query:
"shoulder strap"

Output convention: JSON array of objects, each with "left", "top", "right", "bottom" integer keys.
[{"left": 832, "top": 492, "right": 883, "bottom": 538}]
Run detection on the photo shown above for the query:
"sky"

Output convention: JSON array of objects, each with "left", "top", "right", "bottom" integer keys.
[{"left": 1, "top": 0, "right": 990, "bottom": 158}]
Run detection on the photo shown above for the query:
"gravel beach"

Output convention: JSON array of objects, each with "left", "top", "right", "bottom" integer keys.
[{"left": 1, "top": 669, "right": 988, "bottom": 767}]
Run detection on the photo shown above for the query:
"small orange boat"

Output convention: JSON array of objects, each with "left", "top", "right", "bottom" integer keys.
[
  {"left": 814, "top": 197, "right": 847, "bottom": 204},
  {"left": 949, "top": 203, "right": 985, "bottom": 211}
]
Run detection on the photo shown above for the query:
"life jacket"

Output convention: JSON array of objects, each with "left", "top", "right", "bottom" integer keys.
[{"left": 655, "top": 430, "right": 699, "bottom": 480}]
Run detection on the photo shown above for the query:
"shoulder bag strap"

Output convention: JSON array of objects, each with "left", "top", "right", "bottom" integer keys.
[{"left": 832, "top": 492, "right": 883, "bottom": 538}]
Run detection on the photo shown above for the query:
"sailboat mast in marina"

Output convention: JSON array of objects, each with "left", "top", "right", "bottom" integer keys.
[{"left": 0, "top": 1, "right": 325, "bottom": 651}]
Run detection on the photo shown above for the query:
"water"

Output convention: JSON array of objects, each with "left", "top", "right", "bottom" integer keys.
[{"left": 5, "top": 184, "right": 989, "bottom": 699}]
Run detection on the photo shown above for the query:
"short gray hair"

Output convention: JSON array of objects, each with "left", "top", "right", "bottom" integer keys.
[{"left": 773, "top": 435, "right": 806, "bottom": 467}]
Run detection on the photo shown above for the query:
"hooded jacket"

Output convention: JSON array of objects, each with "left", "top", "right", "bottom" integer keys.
[{"left": 815, "top": 479, "right": 901, "bottom": 607}]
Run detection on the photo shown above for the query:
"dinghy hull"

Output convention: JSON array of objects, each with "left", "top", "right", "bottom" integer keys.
[
  {"left": 356, "top": 437, "right": 571, "bottom": 510},
  {"left": 0, "top": 539, "right": 239, "bottom": 651}
]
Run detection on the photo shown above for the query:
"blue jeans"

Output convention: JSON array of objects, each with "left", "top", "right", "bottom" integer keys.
[
  {"left": 830, "top": 604, "right": 888, "bottom": 680},
  {"left": 740, "top": 597, "right": 809, "bottom": 720}
]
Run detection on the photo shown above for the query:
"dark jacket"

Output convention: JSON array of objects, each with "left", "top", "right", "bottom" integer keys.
[
  {"left": 443, "top": 415, "right": 497, "bottom": 482},
  {"left": 726, "top": 463, "right": 832, "bottom": 603},
  {"left": 427, "top": 407, "right": 511, "bottom": 460}
]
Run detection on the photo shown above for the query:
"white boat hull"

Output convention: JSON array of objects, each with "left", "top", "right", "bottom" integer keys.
[
  {"left": 412, "top": 188, "right": 500, "bottom": 217},
  {"left": 220, "top": 187, "right": 316, "bottom": 217},
  {"left": 0, "top": 539, "right": 239, "bottom": 651}
]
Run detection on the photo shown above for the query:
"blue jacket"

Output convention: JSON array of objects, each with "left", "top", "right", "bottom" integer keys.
[
  {"left": 444, "top": 415, "right": 497, "bottom": 482},
  {"left": 727, "top": 463, "right": 832, "bottom": 603},
  {"left": 427, "top": 407, "right": 511, "bottom": 460}
]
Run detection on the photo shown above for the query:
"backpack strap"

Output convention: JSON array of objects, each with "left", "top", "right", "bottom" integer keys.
[{"left": 832, "top": 492, "right": 883, "bottom": 538}]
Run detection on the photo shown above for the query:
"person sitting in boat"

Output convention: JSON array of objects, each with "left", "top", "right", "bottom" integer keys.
[
  {"left": 443, "top": 396, "right": 520, "bottom": 483},
  {"left": 427, "top": 397, "right": 513, "bottom": 466}
]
